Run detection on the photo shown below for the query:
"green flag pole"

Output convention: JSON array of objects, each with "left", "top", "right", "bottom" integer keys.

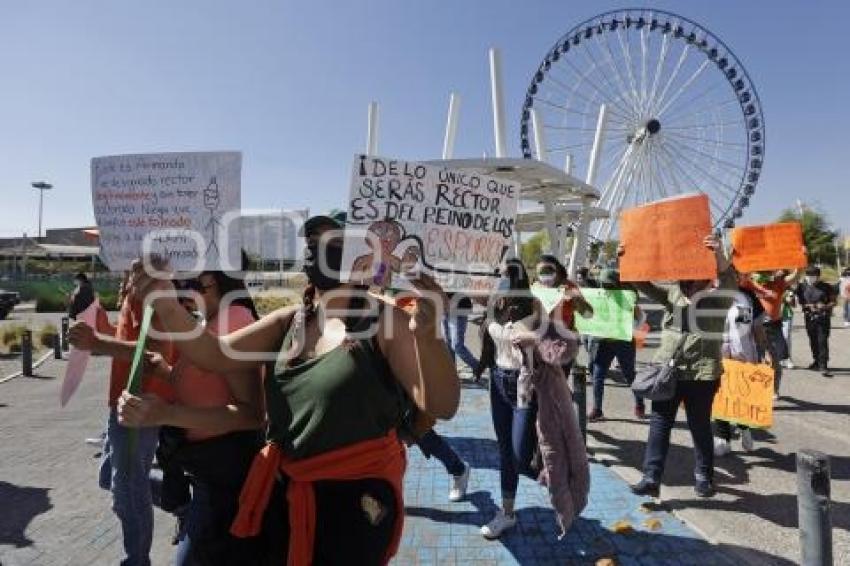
[{"left": 126, "top": 305, "right": 154, "bottom": 471}]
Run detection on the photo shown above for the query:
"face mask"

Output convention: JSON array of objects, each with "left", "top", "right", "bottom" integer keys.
[
  {"left": 538, "top": 274, "right": 556, "bottom": 287},
  {"left": 304, "top": 242, "right": 344, "bottom": 291},
  {"left": 805, "top": 276, "right": 818, "bottom": 285}
]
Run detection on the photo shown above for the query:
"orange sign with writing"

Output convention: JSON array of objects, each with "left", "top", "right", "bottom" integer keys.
[
  {"left": 619, "top": 194, "right": 716, "bottom": 282},
  {"left": 730, "top": 222, "right": 807, "bottom": 273},
  {"left": 711, "top": 359, "right": 774, "bottom": 429}
]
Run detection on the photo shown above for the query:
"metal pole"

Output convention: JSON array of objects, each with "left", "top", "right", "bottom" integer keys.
[
  {"left": 22, "top": 330, "right": 33, "bottom": 377},
  {"left": 61, "top": 316, "right": 70, "bottom": 352},
  {"left": 442, "top": 92, "right": 461, "bottom": 160},
  {"left": 38, "top": 189, "right": 44, "bottom": 239},
  {"left": 367, "top": 101, "right": 379, "bottom": 156},
  {"left": 586, "top": 104, "right": 609, "bottom": 187},
  {"left": 797, "top": 450, "right": 832, "bottom": 565},
  {"left": 54, "top": 333, "right": 62, "bottom": 359},
  {"left": 488, "top": 48, "right": 508, "bottom": 158},
  {"left": 531, "top": 108, "right": 560, "bottom": 257},
  {"left": 571, "top": 365, "right": 587, "bottom": 445},
  {"left": 564, "top": 153, "right": 573, "bottom": 176}
]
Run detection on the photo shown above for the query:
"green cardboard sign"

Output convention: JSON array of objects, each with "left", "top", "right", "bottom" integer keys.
[
  {"left": 531, "top": 285, "right": 564, "bottom": 314},
  {"left": 574, "top": 288, "right": 636, "bottom": 341}
]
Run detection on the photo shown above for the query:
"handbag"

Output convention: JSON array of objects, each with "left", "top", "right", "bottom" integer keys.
[{"left": 631, "top": 334, "right": 688, "bottom": 402}]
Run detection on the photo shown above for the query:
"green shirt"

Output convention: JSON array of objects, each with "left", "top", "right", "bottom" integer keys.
[
  {"left": 633, "top": 269, "right": 736, "bottom": 382},
  {"left": 265, "top": 318, "right": 408, "bottom": 459}
]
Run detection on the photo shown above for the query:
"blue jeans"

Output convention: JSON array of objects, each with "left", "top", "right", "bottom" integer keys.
[
  {"left": 844, "top": 301, "right": 850, "bottom": 323},
  {"left": 442, "top": 316, "right": 479, "bottom": 372},
  {"left": 642, "top": 380, "right": 718, "bottom": 485},
  {"left": 102, "top": 408, "right": 159, "bottom": 566},
  {"left": 489, "top": 367, "right": 537, "bottom": 500},
  {"left": 590, "top": 339, "right": 643, "bottom": 412},
  {"left": 416, "top": 429, "right": 465, "bottom": 476}
]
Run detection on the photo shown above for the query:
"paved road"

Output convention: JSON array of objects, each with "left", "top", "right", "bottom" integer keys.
[
  {"left": 0, "top": 312, "right": 846, "bottom": 564},
  {"left": 585, "top": 317, "right": 850, "bottom": 565}
]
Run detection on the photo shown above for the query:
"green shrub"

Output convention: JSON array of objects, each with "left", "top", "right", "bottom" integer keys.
[
  {"left": 1, "top": 324, "right": 27, "bottom": 353},
  {"left": 36, "top": 295, "right": 67, "bottom": 313},
  {"left": 38, "top": 324, "right": 58, "bottom": 348}
]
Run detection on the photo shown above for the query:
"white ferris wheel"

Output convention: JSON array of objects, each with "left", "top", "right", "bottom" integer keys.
[{"left": 519, "top": 8, "right": 765, "bottom": 242}]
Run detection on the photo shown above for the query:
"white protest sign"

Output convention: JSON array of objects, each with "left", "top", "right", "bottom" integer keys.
[
  {"left": 341, "top": 155, "right": 518, "bottom": 292},
  {"left": 91, "top": 152, "right": 242, "bottom": 271}
]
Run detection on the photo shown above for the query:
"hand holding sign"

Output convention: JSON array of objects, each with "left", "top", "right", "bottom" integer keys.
[
  {"left": 619, "top": 194, "right": 717, "bottom": 282},
  {"left": 730, "top": 222, "right": 807, "bottom": 273}
]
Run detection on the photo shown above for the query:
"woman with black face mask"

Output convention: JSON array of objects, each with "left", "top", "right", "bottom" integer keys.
[
  {"left": 125, "top": 212, "right": 460, "bottom": 565},
  {"left": 618, "top": 235, "right": 734, "bottom": 499},
  {"left": 474, "top": 259, "right": 542, "bottom": 539}
]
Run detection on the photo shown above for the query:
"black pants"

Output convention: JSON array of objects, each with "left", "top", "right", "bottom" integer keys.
[
  {"left": 714, "top": 419, "right": 748, "bottom": 442},
  {"left": 642, "top": 379, "right": 719, "bottom": 484},
  {"left": 805, "top": 316, "right": 830, "bottom": 369},
  {"left": 263, "top": 477, "right": 398, "bottom": 565}
]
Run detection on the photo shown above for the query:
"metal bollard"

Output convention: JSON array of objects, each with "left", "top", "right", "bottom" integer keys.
[
  {"left": 797, "top": 450, "right": 832, "bottom": 566},
  {"left": 22, "top": 330, "right": 33, "bottom": 377},
  {"left": 61, "top": 316, "right": 70, "bottom": 351},
  {"left": 571, "top": 365, "right": 587, "bottom": 445},
  {"left": 54, "top": 333, "right": 63, "bottom": 359}
]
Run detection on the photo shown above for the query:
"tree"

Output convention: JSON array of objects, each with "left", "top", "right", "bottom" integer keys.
[
  {"left": 777, "top": 205, "right": 837, "bottom": 266},
  {"left": 520, "top": 231, "right": 548, "bottom": 271}
]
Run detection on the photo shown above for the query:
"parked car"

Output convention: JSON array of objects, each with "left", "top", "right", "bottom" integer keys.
[{"left": 0, "top": 289, "right": 21, "bottom": 320}]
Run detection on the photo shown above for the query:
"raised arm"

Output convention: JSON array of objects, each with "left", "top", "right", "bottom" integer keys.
[
  {"left": 380, "top": 274, "right": 460, "bottom": 420},
  {"left": 128, "top": 259, "right": 295, "bottom": 373}
]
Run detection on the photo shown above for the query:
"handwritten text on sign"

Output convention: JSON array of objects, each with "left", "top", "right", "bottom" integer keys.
[
  {"left": 711, "top": 359, "right": 774, "bottom": 428},
  {"left": 91, "top": 152, "right": 241, "bottom": 271},
  {"left": 574, "top": 288, "right": 637, "bottom": 341},
  {"left": 730, "top": 222, "right": 807, "bottom": 273},
  {"left": 342, "top": 155, "right": 518, "bottom": 292},
  {"left": 619, "top": 194, "right": 716, "bottom": 282}
]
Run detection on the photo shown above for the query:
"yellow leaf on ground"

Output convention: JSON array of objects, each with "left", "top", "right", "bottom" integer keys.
[
  {"left": 611, "top": 520, "right": 634, "bottom": 534},
  {"left": 643, "top": 518, "right": 663, "bottom": 531},
  {"left": 595, "top": 558, "right": 618, "bottom": 566}
]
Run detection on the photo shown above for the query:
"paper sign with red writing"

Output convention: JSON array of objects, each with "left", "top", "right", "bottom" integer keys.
[
  {"left": 619, "top": 194, "right": 716, "bottom": 282},
  {"left": 342, "top": 155, "right": 518, "bottom": 292},
  {"left": 711, "top": 359, "right": 774, "bottom": 429},
  {"left": 730, "top": 222, "right": 807, "bottom": 273},
  {"left": 91, "top": 152, "right": 242, "bottom": 271}
]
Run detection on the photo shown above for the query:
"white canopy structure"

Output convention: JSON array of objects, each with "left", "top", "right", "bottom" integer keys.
[{"left": 364, "top": 46, "right": 610, "bottom": 278}]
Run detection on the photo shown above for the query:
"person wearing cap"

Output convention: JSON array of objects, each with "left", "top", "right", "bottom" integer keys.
[
  {"left": 586, "top": 268, "right": 647, "bottom": 421},
  {"left": 795, "top": 266, "right": 836, "bottom": 376},
  {"left": 124, "top": 212, "right": 460, "bottom": 564}
]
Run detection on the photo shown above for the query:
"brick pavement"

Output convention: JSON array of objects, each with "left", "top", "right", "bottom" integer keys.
[{"left": 1, "top": 355, "right": 750, "bottom": 565}]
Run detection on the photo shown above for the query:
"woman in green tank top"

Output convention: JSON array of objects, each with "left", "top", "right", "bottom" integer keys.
[{"left": 126, "top": 213, "right": 460, "bottom": 565}]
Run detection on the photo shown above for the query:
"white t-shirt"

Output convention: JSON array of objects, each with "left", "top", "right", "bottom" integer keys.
[
  {"left": 488, "top": 315, "right": 535, "bottom": 370},
  {"left": 723, "top": 292, "right": 759, "bottom": 363}
]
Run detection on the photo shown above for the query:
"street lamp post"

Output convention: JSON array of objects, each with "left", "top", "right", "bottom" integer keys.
[{"left": 31, "top": 181, "right": 53, "bottom": 240}]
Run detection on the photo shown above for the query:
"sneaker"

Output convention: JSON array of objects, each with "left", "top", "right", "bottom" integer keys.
[
  {"left": 740, "top": 429, "right": 754, "bottom": 452},
  {"left": 629, "top": 478, "right": 660, "bottom": 498},
  {"left": 782, "top": 359, "right": 795, "bottom": 370},
  {"left": 773, "top": 393, "right": 780, "bottom": 402},
  {"left": 713, "top": 438, "right": 731, "bottom": 457},
  {"left": 634, "top": 405, "right": 646, "bottom": 419},
  {"left": 695, "top": 479, "right": 715, "bottom": 498},
  {"left": 480, "top": 510, "right": 517, "bottom": 539},
  {"left": 822, "top": 369, "right": 833, "bottom": 378},
  {"left": 449, "top": 463, "right": 470, "bottom": 502},
  {"left": 807, "top": 362, "right": 819, "bottom": 370},
  {"left": 587, "top": 409, "right": 604, "bottom": 422}
]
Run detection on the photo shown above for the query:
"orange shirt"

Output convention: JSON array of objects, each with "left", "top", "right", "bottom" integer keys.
[
  {"left": 108, "top": 297, "right": 176, "bottom": 407},
  {"left": 174, "top": 305, "right": 258, "bottom": 441},
  {"left": 744, "top": 279, "right": 787, "bottom": 322}
]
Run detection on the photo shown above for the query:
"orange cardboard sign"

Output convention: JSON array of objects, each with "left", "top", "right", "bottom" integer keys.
[
  {"left": 711, "top": 359, "right": 774, "bottom": 429},
  {"left": 730, "top": 222, "right": 807, "bottom": 273},
  {"left": 619, "top": 194, "right": 717, "bottom": 282}
]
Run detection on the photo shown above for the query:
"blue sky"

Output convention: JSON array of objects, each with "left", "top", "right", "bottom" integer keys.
[{"left": 2, "top": 0, "right": 848, "bottom": 237}]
